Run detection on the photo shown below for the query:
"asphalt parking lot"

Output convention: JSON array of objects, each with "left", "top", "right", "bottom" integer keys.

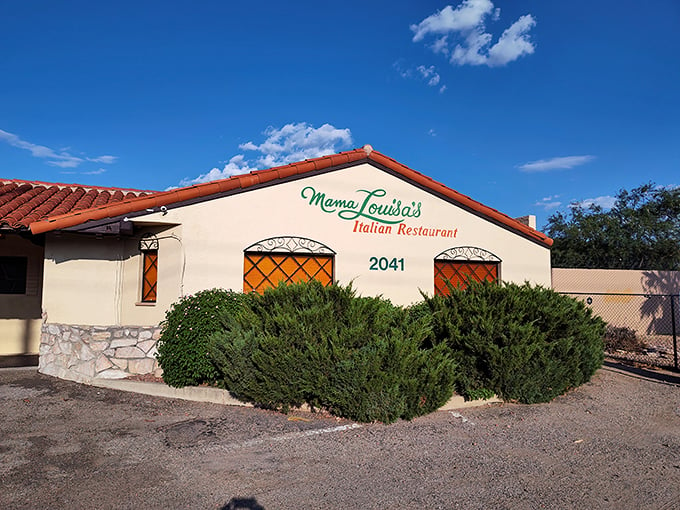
[{"left": 2, "top": 363, "right": 680, "bottom": 509}]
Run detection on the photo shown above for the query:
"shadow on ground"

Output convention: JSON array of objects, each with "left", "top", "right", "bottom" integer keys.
[
  {"left": 0, "top": 354, "right": 38, "bottom": 368},
  {"left": 220, "top": 497, "right": 265, "bottom": 509},
  {"left": 603, "top": 359, "right": 680, "bottom": 385}
]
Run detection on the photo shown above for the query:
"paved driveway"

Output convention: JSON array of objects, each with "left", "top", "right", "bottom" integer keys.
[{"left": 1, "top": 364, "right": 679, "bottom": 509}]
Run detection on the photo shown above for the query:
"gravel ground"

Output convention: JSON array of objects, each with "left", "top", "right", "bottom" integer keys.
[{"left": 1, "top": 363, "right": 680, "bottom": 510}]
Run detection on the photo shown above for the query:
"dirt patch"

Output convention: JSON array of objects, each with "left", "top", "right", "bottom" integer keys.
[{"left": 1, "top": 366, "right": 679, "bottom": 509}]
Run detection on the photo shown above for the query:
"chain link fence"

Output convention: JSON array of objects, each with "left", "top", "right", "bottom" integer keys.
[{"left": 560, "top": 292, "right": 679, "bottom": 371}]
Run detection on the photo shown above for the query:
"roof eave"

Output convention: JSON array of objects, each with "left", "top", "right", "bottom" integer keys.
[{"left": 28, "top": 146, "right": 553, "bottom": 247}]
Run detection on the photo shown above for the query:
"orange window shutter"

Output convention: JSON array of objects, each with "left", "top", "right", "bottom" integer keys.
[
  {"left": 243, "top": 253, "right": 334, "bottom": 294},
  {"left": 434, "top": 260, "right": 498, "bottom": 296},
  {"left": 142, "top": 250, "right": 158, "bottom": 302}
]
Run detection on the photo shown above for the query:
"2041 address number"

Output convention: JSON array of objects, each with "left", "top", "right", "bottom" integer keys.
[{"left": 369, "top": 257, "right": 405, "bottom": 271}]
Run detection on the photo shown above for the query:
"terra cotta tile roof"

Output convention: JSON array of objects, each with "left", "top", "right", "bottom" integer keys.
[
  {"left": 18, "top": 146, "right": 552, "bottom": 247},
  {"left": 0, "top": 179, "right": 154, "bottom": 230}
]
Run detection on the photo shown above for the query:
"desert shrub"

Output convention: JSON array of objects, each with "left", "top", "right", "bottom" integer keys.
[
  {"left": 421, "top": 281, "right": 606, "bottom": 404},
  {"left": 156, "top": 288, "right": 246, "bottom": 388},
  {"left": 604, "top": 325, "right": 645, "bottom": 352},
  {"left": 209, "top": 280, "right": 456, "bottom": 423}
]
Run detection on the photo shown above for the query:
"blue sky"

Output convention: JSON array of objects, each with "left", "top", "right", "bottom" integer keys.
[{"left": 1, "top": 0, "right": 678, "bottom": 229}]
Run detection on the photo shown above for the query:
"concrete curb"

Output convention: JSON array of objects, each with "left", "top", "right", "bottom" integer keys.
[
  {"left": 0, "top": 365, "right": 40, "bottom": 372},
  {"left": 439, "top": 394, "right": 503, "bottom": 410},
  {"left": 90, "top": 379, "right": 252, "bottom": 407},
  {"left": 8, "top": 365, "right": 502, "bottom": 411},
  {"left": 89, "top": 377, "right": 501, "bottom": 410}
]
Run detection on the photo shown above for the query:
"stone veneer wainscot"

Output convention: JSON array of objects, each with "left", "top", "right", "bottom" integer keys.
[{"left": 39, "top": 323, "right": 163, "bottom": 383}]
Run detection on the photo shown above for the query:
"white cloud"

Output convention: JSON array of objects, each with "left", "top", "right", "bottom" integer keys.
[
  {"left": 534, "top": 195, "right": 562, "bottom": 210},
  {"left": 572, "top": 196, "right": 616, "bottom": 210},
  {"left": 411, "top": 1, "right": 494, "bottom": 42},
  {"left": 87, "top": 155, "right": 118, "bottom": 164},
  {"left": 428, "top": 129, "right": 437, "bottom": 137},
  {"left": 82, "top": 168, "right": 107, "bottom": 175},
  {"left": 180, "top": 155, "right": 259, "bottom": 186},
  {"left": 180, "top": 122, "right": 353, "bottom": 186},
  {"left": 393, "top": 60, "right": 412, "bottom": 79},
  {"left": 451, "top": 28, "right": 493, "bottom": 66},
  {"left": 416, "top": 65, "right": 441, "bottom": 86},
  {"left": 431, "top": 36, "right": 450, "bottom": 55},
  {"left": 487, "top": 15, "right": 536, "bottom": 66},
  {"left": 518, "top": 155, "right": 595, "bottom": 172},
  {"left": 239, "top": 123, "right": 353, "bottom": 168},
  {"left": 0, "top": 128, "right": 116, "bottom": 169},
  {"left": 395, "top": 61, "right": 446, "bottom": 91},
  {"left": 411, "top": 1, "right": 536, "bottom": 67}
]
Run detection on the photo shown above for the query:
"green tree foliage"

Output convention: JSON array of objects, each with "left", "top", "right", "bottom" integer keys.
[
  {"left": 545, "top": 183, "right": 680, "bottom": 269},
  {"left": 209, "top": 281, "right": 456, "bottom": 423},
  {"left": 156, "top": 288, "right": 246, "bottom": 387},
  {"left": 420, "top": 281, "right": 606, "bottom": 404}
]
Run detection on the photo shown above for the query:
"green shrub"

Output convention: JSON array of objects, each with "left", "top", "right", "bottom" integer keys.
[
  {"left": 209, "top": 281, "right": 456, "bottom": 423},
  {"left": 464, "top": 387, "right": 495, "bottom": 401},
  {"left": 156, "top": 288, "right": 246, "bottom": 388},
  {"left": 421, "top": 281, "right": 606, "bottom": 404}
]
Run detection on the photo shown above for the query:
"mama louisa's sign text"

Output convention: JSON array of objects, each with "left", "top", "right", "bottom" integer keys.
[{"left": 300, "top": 186, "right": 458, "bottom": 239}]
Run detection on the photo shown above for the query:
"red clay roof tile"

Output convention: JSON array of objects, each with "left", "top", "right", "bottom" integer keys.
[
  {"left": 0, "top": 179, "right": 153, "bottom": 231},
  {"left": 276, "top": 164, "right": 301, "bottom": 180},
  {"left": 16, "top": 147, "right": 552, "bottom": 247}
]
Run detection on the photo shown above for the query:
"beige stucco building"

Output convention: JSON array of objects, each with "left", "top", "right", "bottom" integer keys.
[
  {"left": 2, "top": 146, "right": 553, "bottom": 380},
  {"left": 0, "top": 234, "right": 43, "bottom": 357}
]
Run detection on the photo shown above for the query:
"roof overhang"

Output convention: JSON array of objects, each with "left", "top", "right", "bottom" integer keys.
[{"left": 28, "top": 146, "right": 553, "bottom": 248}]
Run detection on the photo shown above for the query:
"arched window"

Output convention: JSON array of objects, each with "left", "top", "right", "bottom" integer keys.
[
  {"left": 243, "top": 236, "right": 335, "bottom": 294},
  {"left": 434, "top": 246, "right": 501, "bottom": 295}
]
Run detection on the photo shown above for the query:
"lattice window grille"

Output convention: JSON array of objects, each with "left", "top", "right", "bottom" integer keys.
[
  {"left": 433, "top": 260, "right": 499, "bottom": 295},
  {"left": 139, "top": 233, "right": 159, "bottom": 252},
  {"left": 141, "top": 250, "right": 158, "bottom": 303},
  {"left": 244, "top": 236, "right": 336, "bottom": 255},
  {"left": 435, "top": 246, "right": 501, "bottom": 263}
]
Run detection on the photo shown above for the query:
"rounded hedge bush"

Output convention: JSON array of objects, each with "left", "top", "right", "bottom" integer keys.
[
  {"left": 209, "top": 280, "right": 456, "bottom": 423},
  {"left": 156, "top": 288, "right": 246, "bottom": 388},
  {"left": 420, "top": 280, "right": 606, "bottom": 403}
]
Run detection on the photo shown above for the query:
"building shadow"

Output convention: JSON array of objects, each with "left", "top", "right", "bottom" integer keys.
[
  {"left": 641, "top": 271, "right": 680, "bottom": 335},
  {"left": 0, "top": 354, "right": 38, "bottom": 368},
  {"left": 219, "top": 497, "right": 265, "bottom": 510},
  {"left": 603, "top": 360, "right": 680, "bottom": 384},
  {"left": 0, "top": 318, "right": 39, "bottom": 368}
]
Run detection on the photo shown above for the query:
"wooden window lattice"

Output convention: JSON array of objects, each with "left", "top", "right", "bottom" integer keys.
[
  {"left": 243, "top": 252, "right": 334, "bottom": 294},
  {"left": 434, "top": 260, "right": 498, "bottom": 295},
  {"left": 141, "top": 250, "right": 158, "bottom": 302}
]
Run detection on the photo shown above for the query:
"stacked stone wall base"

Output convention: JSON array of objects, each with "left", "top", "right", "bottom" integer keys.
[{"left": 39, "top": 323, "right": 162, "bottom": 383}]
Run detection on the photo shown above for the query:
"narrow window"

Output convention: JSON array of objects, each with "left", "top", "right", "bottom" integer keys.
[
  {"left": 139, "top": 234, "right": 159, "bottom": 303},
  {"left": 141, "top": 250, "right": 158, "bottom": 302},
  {"left": 0, "top": 256, "right": 28, "bottom": 294}
]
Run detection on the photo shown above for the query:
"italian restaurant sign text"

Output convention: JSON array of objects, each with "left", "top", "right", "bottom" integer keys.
[{"left": 300, "top": 186, "right": 457, "bottom": 239}]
